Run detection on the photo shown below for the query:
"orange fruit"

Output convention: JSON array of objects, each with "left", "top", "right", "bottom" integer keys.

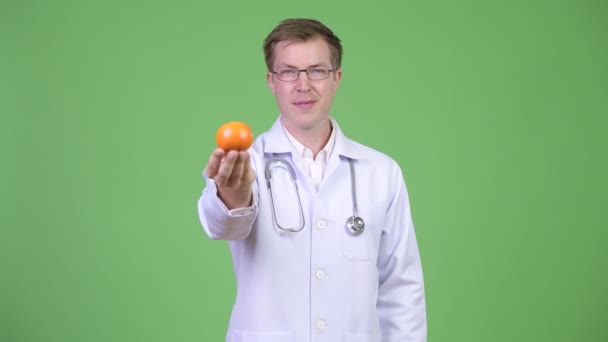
[{"left": 216, "top": 121, "right": 254, "bottom": 151}]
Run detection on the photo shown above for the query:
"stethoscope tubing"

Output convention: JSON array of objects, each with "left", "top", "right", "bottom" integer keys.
[
  {"left": 265, "top": 156, "right": 365, "bottom": 235},
  {"left": 264, "top": 157, "right": 305, "bottom": 232}
]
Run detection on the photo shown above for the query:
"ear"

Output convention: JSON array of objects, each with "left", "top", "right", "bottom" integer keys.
[
  {"left": 333, "top": 68, "right": 343, "bottom": 91},
  {"left": 267, "top": 72, "right": 276, "bottom": 95}
]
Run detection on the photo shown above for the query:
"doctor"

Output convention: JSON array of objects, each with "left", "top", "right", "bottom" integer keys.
[{"left": 198, "top": 18, "right": 427, "bottom": 342}]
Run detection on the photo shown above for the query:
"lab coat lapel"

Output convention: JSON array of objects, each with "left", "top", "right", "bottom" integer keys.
[
  {"left": 261, "top": 116, "right": 366, "bottom": 194},
  {"left": 262, "top": 117, "right": 293, "bottom": 155},
  {"left": 261, "top": 117, "right": 316, "bottom": 194},
  {"left": 325, "top": 119, "right": 361, "bottom": 179}
]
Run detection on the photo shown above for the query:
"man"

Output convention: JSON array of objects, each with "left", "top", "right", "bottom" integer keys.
[{"left": 198, "top": 18, "right": 427, "bottom": 342}]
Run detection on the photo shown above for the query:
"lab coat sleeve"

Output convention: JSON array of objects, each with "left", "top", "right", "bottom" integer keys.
[
  {"left": 376, "top": 167, "right": 427, "bottom": 341},
  {"left": 197, "top": 169, "right": 259, "bottom": 240}
]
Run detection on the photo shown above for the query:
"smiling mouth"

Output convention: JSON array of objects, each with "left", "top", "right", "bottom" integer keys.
[{"left": 294, "top": 100, "right": 316, "bottom": 108}]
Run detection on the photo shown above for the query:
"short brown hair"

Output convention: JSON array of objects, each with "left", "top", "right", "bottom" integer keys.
[{"left": 263, "top": 18, "right": 343, "bottom": 71}]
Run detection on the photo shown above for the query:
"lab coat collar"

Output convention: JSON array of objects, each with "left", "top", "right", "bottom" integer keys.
[{"left": 262, "top": 116, "right": 362, "bottom": 160}]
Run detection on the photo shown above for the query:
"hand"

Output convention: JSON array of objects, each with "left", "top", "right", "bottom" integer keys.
[{"left": 204, "top": 148, "right": 255, "bottom": 209}]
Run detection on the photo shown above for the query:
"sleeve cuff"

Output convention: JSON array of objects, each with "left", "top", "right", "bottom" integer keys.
[
  {"left": 228, "top": 206, "right": 256, "bottom": 216},
  {"left": 203, "top": 169, "right": 258, "bottom": 217}
]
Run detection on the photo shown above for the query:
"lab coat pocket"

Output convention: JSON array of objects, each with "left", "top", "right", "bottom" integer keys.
[
  {"left": 342, "top": 251, "right": 377, "bottom": 262},
  {"left": 230, "top": 330, "right": 296, "bottom": 342},
  {"left": 342, "top": 239, "right": 378, "bottom": 262},
  {"left": 342, "top": 332, "right": 382, "bottom": 342}
]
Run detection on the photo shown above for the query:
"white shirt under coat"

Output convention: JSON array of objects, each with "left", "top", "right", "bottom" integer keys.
[
  {"left": 281, "top": 118, "right": 336, "bottom": 191},
  {"left": 198, "top": 116, "right": 427, "bottom": 342}
]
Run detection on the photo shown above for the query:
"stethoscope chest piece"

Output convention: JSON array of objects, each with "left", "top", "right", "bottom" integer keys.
[{"left": 346, "top": 216, "right": 365, "bottom": 235}]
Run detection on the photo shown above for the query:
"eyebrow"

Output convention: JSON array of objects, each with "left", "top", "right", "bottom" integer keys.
[{"left": 277, "top": 64, "right": 326, "bottom": 69}]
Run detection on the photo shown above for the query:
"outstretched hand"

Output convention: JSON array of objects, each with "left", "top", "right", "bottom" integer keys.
[{"left": 205, "top": 148, "right": 255, "bottom": 209}]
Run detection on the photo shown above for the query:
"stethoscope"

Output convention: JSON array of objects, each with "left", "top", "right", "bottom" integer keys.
[{"left": 264, "top": 156, "right": 365, "bottom": 235}]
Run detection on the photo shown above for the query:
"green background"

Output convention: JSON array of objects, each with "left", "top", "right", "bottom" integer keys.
[{"left": 1, "top": 0, "right": 607, "bottom": 341}]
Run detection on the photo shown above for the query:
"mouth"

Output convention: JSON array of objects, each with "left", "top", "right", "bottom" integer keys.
[{"left": 293, "top": 99, "right": 316, "bottom": 109}]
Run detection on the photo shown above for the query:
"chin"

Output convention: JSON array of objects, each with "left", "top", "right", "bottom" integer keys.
[{"left": 283, "top": 114, "right": 316, "bottom": 129}]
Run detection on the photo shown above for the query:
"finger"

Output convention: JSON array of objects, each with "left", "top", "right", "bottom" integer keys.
[
  {"left": 240, "top": 151, "right": 256, "bottom": 184},
  {"left": 226, "top": 152, "right": 247, "bottom": 187},
  {"left": 215, "top": 150, "right": 239, "bottom": 186},
  {"left": 204, "top": 148, "right": 225, "bottom": 178}
]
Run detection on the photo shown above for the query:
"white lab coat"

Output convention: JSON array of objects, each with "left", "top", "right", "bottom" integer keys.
[{"left": 198, "top": 117, "right": 427, "bottom": 342}]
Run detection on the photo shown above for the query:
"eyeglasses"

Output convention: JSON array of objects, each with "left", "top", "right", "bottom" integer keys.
[{"left": 272, "top": 66, "right": 334, "bottom": 82}]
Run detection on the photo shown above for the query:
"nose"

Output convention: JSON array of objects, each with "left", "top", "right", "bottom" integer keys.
[{"left": 296, "top": 70, "right": 311, "bottom": 91}]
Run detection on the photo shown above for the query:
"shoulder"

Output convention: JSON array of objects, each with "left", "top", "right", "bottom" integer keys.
[
  {"left": 332, "top": 118, "right": 399, "bottom": 170},
  {"left": 344, "top": 137, "right": 401, "bottom": 169}
]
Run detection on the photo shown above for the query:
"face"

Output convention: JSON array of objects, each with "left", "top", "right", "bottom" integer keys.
[{"left": 267, "top": 38, "right": 342, "bottom": 134}]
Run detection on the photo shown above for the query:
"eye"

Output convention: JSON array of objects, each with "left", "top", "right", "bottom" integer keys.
[
  {"left": 279, "top": 68, "right": 297, "bottom": 76},
  {"left": 310, "top": 68, "right": 326, "bottom": 75}
]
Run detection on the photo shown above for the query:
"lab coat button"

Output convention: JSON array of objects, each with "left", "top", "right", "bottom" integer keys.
[
  {"left": 315, "top": 269, "right": 327, "bottom": 279},
  {"left": 316, "top": 319, "right": 327, "bottom": 331},
  {"left": 316, "top": 220, "right": 326, "bottom": 230}
]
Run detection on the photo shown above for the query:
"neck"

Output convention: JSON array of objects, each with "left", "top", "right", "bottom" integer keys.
[{"left": 282, "top": 117, "right": 332, "bottom": 158}]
